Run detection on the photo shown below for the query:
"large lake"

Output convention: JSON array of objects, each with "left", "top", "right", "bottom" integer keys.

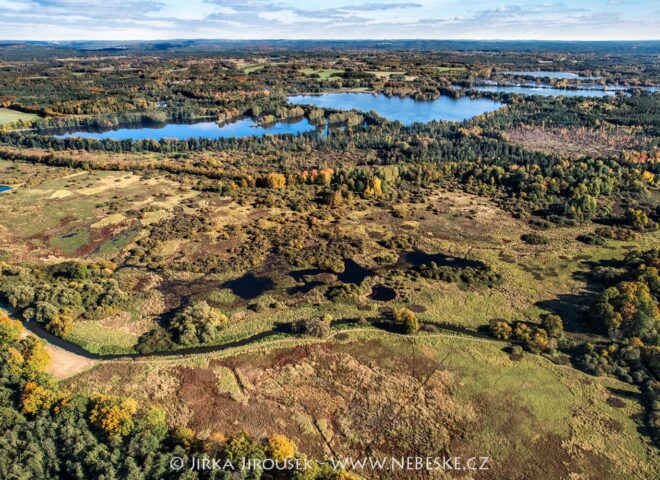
[
  {"left": 53, "top": 117, "right": 321, "bottom": 141},
  {"left": 49, "top": 93, "right": 505, "bottom": 140},
  {"left": 475, "top": 86, "right": 618, "bottom": 97},
  {"left": 500, "top": 71, "right": 598, "bottom": 79},
  {"left": 287, "top": 93, "right": 503, "bottom": 124}
]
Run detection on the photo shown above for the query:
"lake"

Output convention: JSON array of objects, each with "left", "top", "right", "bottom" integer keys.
[
  {"left": 500, "top": 71, "right": 598, "bottom": 79},
  {"left": 475, "top": 86, "right": 618, "bottom": 97},
  {"left": 0, "top": 185, "right": 11, "bottom": 193},
  {"left": 53, "top": 117, "right": 321, "bottom": 141},
  {"left": 287, "top": 93, "right": 504, "bottom": 124}
]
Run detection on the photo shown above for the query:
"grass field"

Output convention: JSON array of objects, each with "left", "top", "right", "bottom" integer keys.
[
  {"left": 436, "top": 66, "right": 466, "bottom": 73},
  {"left": 301, "top": 68, "right": 344, "bottom": 79},
  {"left": 0, "top": 108, "right": 39, "bottom": 126},
  {"left": 66, "top": 330, "right": 659, "bottom": 479}
]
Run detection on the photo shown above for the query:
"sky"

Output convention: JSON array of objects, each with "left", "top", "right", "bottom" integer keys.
[{"left": 0, "top": 0, "right": 658, "bottom": 41}]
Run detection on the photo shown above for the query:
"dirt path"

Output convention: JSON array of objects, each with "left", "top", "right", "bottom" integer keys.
[{"left": 20, "top": 329, "right": 98, "bottom": 380}]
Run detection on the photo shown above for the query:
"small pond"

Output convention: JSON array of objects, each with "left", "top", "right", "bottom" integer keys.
[
  {"left": 287, "top": 92, "right": 504, "bottom": 124},
  {"left": 0, "top": 185, "right": 11, "bottom": 193}
]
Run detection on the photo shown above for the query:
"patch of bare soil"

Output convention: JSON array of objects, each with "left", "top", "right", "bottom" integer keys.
[{"left": 20, "top": 331, "right": 97, "bottom": 380}]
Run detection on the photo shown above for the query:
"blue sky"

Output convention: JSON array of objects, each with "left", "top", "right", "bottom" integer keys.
[{"left": 0, "top": 0, "right": 657, "bottom": 40}]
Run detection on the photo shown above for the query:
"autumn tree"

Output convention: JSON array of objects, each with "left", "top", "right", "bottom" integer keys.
[
  {"left": 169, "top": 301, "right": 228, "bottom": 345},
  {"left": 20, "top": 381, "right": 58, "bottom": 415},
  {"left": 592, "top": 280, "right": 659, "bottom": 344},
  {"left": 262, "top": 172, "right": 286, "bottom": 189},
  {"left": 88, "top": 394, "right": 138, "bottom": 440},
  {"left": 267, "top": 434, "right": 296, "bottom": 461},
  {"left": 541, "top": 314, "right": 564, "bottom": 338},
  {"left": 393, "top": 307, "right": 418, "bottom": 334}
]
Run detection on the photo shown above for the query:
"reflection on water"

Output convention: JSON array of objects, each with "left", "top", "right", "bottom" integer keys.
[
  {"left": 52, "top": 117, "right": 322, "bottom": 141},
  {"left": 288, "top": 92, "right": 504, "bottom": 124},
  {"left": 475, "top": 86, "right": 617, "bottom": 97}
]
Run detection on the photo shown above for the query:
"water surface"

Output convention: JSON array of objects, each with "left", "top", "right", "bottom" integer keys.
[
  {"left": 475, "top": 86, "right": 617, "bottom": 97},
  {"left": 501, "top": 71, "right": 598, "bottom": 80},
  {"left": 288, "top": 93, "right": 503, "bottom": 124},
  {"left": 53, "top": 117, "right": 320, "bottom": 141},
  {"left": 0, "top": 185, "right": 11, "bottom": 193}
]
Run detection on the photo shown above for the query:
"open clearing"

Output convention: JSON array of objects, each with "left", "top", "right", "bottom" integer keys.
[
  {"left": 67, "top": 330, "right": 659, "bottom": 479},
  {"left": 0, "top": 108, "right": 39, "bottom": 125}
]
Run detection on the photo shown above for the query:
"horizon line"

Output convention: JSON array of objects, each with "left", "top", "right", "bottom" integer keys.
[{"left": 1, "top": 38, "right": 660, "bottom": 43}]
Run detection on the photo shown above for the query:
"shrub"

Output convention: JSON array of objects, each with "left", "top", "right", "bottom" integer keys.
[
  {"left": 541, "top": 314, "right": 564, "bottom": 338},
  {"left": 169, "top": 301, "right": 228, "bottom": 345},
  {"left": 267, "top": 434, "right": 296, "bottom": 461},
  {"left": 521, "top": 233, "right": 550, "bottom": 245},
  {"left": 393, "top": 307, "right": 419, "bottom": 334},
  {"left": 297, "top": 315, "right": 331, "bottom": 338},
  {"left": 577, "top": 233, "right": 606, "bottom": 246},
  {"left": 490, "top": 319, "right": 512, "bottom": 339},
  {"left": 326, "top": 283, "right": 361, "bottom": 302}
]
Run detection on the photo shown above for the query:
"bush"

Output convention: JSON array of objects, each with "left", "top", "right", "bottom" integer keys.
[
  {"left": 326, "top": 283, "right": 361, "bottom": 302},
  {"left": 296, "top": 315, "right": 331, "bottom": 338},
  {"left": 541, "top": 314, "right": 564, "bottom": 338},
  {"left": 169, "top": 301, "right": 228, "bottom": 346},
  {"left": 521, "top": 233, "right": 549, "bottom": 245},
  {"left": 393, "top": 307, "right": 419, "bottom": 334},
  {"left": 577, "top": 233, "right": 606, "bottom": 246},
  {"left": 490, "top": 319, "right": 512, "bottom": 339}
]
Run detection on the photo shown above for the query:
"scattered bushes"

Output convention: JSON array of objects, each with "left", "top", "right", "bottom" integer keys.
[
  {"left": 415, "top": 263, "right": 502, "bottom": 288},
  {"left": 489, "top": 317, "right": 560, "bottom": 353},
  {"left": 0, "top": 260, "right": 126, "bottom": 339}
]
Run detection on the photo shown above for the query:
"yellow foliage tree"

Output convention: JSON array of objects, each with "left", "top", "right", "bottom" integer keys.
[
  {"left": 263, "top": 172, "right": 286, "bottom": 189},
  {"left": 267, "top": 434, "right": 296, "bottom": 461},
  {"left": 0, "top": 312, "right": 22, "bottom": 345},
  {"left": 20, "top": 381, "right": 57, "bottom": 415},
  {"left": 89, "top": 394, "right": 138, "bottom": 439},
  {"left": 364, "top": 177, "right": 382, "bottom": 198},
  {"left": 20, "top": 336, "right": 51, "bottom": 373}
]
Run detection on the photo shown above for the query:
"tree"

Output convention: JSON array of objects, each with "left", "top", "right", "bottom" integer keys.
[
  {"left": 490, "top": 319, "right": 512, "bottom": 339},
  {"left": 20, "top": 381, "right": 57, "bottom": 415},
  {"left": 364, "top": 177, "right": 382, "bottom": 198},
  {"left": 20, "top": 336, "right": 51, "bottom": 373},
  {"left": 541, "top": 314, "right": 564, "bottom": 338},
  {"left": 267, "top": 434, "right": 296, "bottom": 461},
  {"left": 592, "top": 280, "right": 659, "bottom": 344},
  {"left": 393, "top": 307, "right": 418, "bottom": 334},
  {"left": 169, "top": 301, "right": 228, "bottom": 345},
  {"left": 48, "top": 309, "right": 74, "bottom": 337},
  {"left": 89, "top": 394, "right": 138, "bottom": 440},
  {"left": 625, "top": 208, "right": 649, "bottom": 231},
  {"left": 262, "top": 172, "right": 286, "bottom": 189},
  {"left": 0, "top": 312, "right": 22, "bottom": 346}
]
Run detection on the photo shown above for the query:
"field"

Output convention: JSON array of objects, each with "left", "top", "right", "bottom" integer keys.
[
  {"left": 301, "top": 68, "right": 345, "bottom": 79},
  {"left": 0, "top": 108, "right": 39, "bottom": 125},
  {"left": 66, "top": 330, "right": 659, "bottom": 479}
]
